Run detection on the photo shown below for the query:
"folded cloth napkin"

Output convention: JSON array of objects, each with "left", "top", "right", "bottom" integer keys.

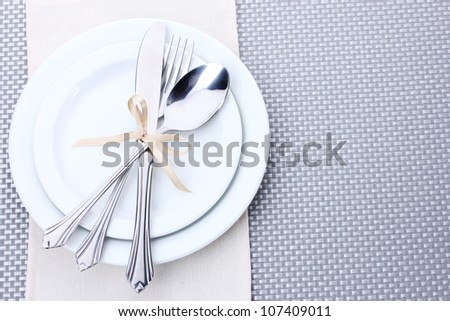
[{"left": 25, "top": 0, "right": 251, "bottom": 300}]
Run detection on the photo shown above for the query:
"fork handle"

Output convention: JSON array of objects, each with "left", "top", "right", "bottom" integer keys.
[
  {"left": 42, "top": 142, "right": 148, "bottom": 249},
  {"left": 75, "top": 166, "right": 132, "bottom": 271},
  {"left": 126, "top": 152, "right": 154, "bottom": 292}
]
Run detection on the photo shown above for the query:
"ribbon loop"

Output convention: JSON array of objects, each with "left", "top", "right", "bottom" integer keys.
[{"left": 127, "top": 95, "right": 148, "bottom": 138}]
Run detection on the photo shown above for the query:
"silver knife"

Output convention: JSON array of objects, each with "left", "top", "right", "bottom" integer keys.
[{"left": 126, "top": 22, "right": 166, "bottom": 293}]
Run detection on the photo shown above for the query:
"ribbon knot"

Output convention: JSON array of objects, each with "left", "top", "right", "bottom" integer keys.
[{"left": 74, "top": 95, "right": 190, "bottom": 192}]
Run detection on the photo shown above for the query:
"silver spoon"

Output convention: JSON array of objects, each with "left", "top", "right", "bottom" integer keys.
[
  {"left": 74, "top": 63, "right": 230, "bottom": 277},
  {"left": 42, "top": 63, "right": 229, "bottom": 250}
]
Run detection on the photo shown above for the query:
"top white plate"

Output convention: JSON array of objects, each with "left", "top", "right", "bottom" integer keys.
[
  {"left": 32, "top": 39, "right": 242, "bottom": 239},
  {"left": 9, "top": 19, "right": 269, "bottom": 265}
]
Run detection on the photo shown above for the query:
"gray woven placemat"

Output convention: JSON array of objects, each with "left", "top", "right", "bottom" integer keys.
[
  {"left": 1, "top": 0, "right": 449, "bottom": 300},
  {"left": 237, "top": 0, "right": 450, "bottom": 300},
  {"left": 0, "top": 0, "right": 28, "bottom": 300}
]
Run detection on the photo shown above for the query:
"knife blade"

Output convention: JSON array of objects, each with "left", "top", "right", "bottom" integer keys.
[
  {"left": 135, "top": 21, "right": 166, "bottom": 132},
  {"left": 127, "top": 22, "right": 166, "bottom": 293}
]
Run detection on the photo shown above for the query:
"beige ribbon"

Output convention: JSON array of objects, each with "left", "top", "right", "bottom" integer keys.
[{"left": 74, "top": 95, "right": 190, "bottom": 192}]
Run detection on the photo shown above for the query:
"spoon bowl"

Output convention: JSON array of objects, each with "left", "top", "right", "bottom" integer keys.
[{"left": 160, "top": 63, "right": 230, "bottom": 132}]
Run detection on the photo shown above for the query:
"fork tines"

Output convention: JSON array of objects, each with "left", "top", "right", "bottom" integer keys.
[
  {"left": 159, "top": 36, "right": 194, "bottom": 116},
  {"left": 162, "top": 35, "right": 194, "bottom": 94}
]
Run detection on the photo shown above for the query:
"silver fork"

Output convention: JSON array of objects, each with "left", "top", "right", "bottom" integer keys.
[{"left": 75, "top": 36, "right": 194, "bottom": 271}]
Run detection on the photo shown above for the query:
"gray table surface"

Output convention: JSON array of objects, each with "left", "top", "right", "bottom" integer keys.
[{"left": 1, "top": 0, "right": 449, "bottom": 300}]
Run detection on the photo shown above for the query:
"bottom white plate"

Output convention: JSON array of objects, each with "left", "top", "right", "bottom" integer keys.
[{"left": 9, "top": 19, "right": 269, "bottom": 265}]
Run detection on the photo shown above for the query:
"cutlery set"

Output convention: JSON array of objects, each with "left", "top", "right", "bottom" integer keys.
[
  {"left": 10, "top": 18, "right": 268, "bottom": 289},
  {"left": 41, "top": 22, "right": 230, "bottom": 292}
]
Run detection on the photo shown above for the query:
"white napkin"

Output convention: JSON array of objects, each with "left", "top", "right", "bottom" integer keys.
[{"left": 25, "top": 0, "right": 251, "bottom": 300}]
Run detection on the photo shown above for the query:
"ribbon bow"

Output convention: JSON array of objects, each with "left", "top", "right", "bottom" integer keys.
[{"left": 74, "top": 95, "right": 190, "bottom": 192}]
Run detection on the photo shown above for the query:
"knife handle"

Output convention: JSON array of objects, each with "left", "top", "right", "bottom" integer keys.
[
  {"left": 42, "top": 142, "right": 148, "bottom": 249},
  {"left": 126, "top": 152, "right": 154, "bottom": 293}
]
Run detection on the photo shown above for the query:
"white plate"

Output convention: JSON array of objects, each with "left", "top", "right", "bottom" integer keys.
[
  {"left": 32, "top": 39, "right": 242, "bottom": 239},
  {"left": 9, "top": 19, "right": 269, "bottom": 265}
]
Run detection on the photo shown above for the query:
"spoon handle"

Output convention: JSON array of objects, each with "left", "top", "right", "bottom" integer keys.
[
  {"left": 42, "top": 142, "right": 148, "bottom": 249},
  {"left": 75, "top": 167, "right": 132, "bottom": 271},
  {"left": 126, "top": 151, "right": 154, "bottom": 293}
]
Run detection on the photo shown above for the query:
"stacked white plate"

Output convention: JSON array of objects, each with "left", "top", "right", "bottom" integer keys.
[{"left": 9, "top": 19, "right": 269, "bottom": 265}]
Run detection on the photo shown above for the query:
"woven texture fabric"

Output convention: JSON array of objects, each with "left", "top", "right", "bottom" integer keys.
[
  {"left": 0, "top": 0, "right": 28, "bottom": 300},
  {"left": 237, "top": 0, "right": 450, "bottom": 300},
  {"left": 1, "top": 0, "right": 449, "bottom": 300}
]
